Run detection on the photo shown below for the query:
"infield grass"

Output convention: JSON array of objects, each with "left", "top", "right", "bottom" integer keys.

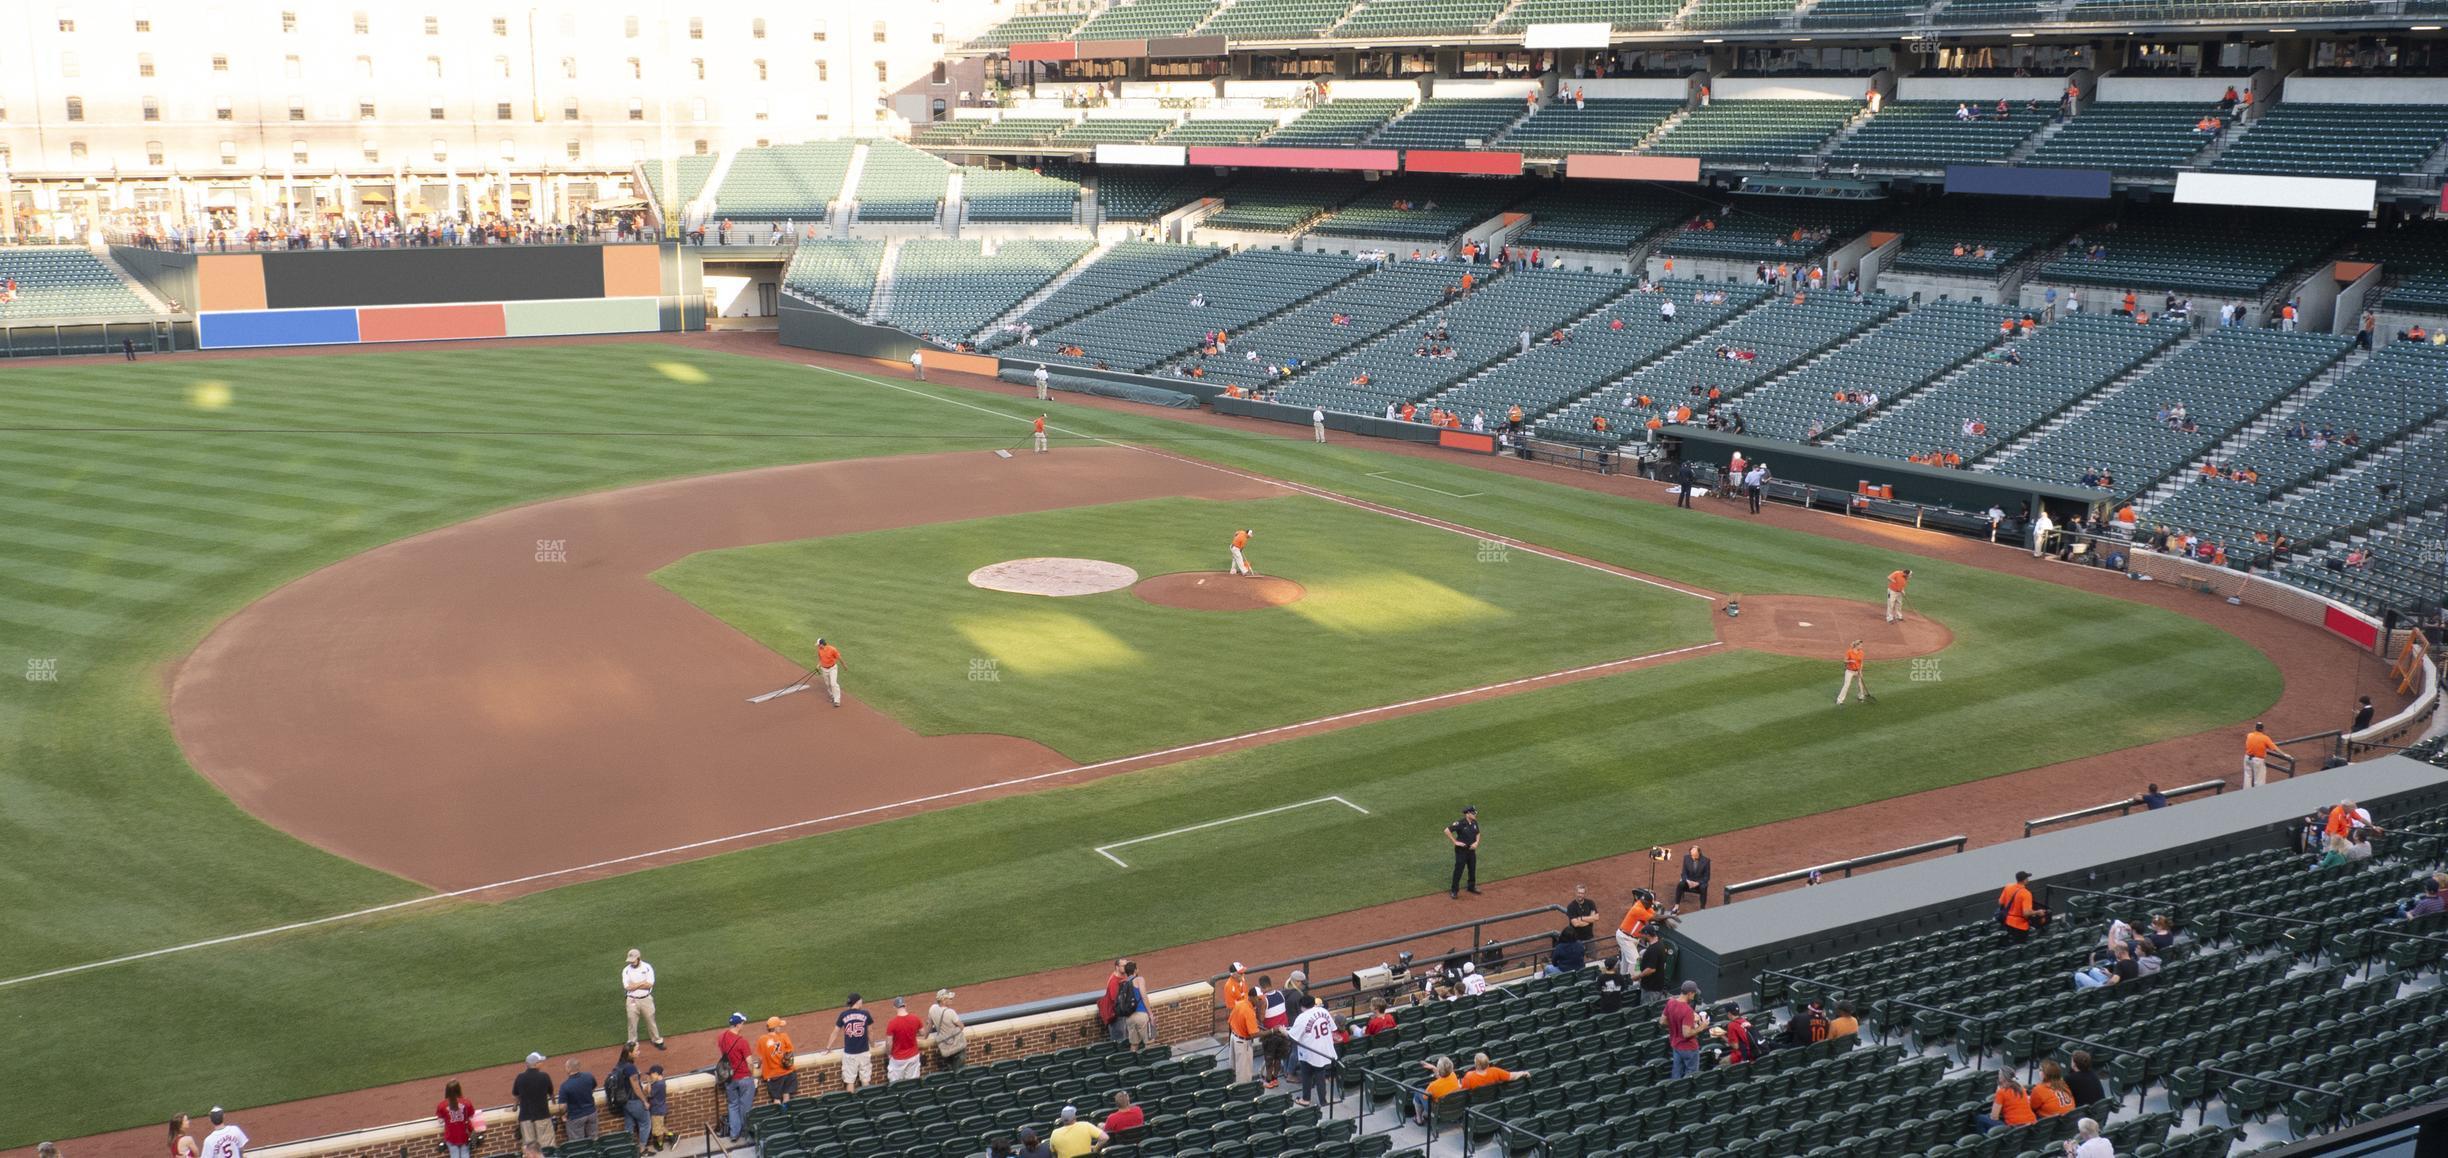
[{"left": 0, "top": 345, "right": 2280, "bottom": 1144}]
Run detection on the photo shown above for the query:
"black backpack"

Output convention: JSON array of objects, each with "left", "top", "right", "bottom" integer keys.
[{"left": 606, "top": 1063, "right": 632, "bottom": 1109}]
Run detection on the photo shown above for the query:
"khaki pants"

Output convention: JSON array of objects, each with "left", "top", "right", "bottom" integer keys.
[
  {"left": 1314, "top": 420, "right": 1327, "bottom": 444},
  {"left": 518, "top": 1121, "right": 556, "bottom": 1150},
  {"left": 1837, "top": 668, "right": 1865, "bottom": 704},
  {"left": 820, "top": 664, "right": 841, "bottom": 706},
  {"left": 2243, "top": 755, "right": 2267, "bottom": 788},
  {"left": 1126, "top": 1010, "right": 1152, "bottom": 1049},
  {"left": 840, "top": 1051, "right": 872, "bottom": 1090},
  {"left": 1884, "top": 589, "right": 1904, "bottom": 622},
  {"left": 1230, "top": 546, "right": 1249, "bottom": 575},
  {"left": 1231, "top": 1036, "right": 1254, "bottom": 1084},
  {"left": 1615, "top": 930, "right": 1639, "bottom": 971},
  {"left": 1036, "top": 379, "right": 1049, "bottom": 400},
  {"left": 626, "top": 994, "right": 660, "bottom": 1044},
  {"left": 1034, "top": 431, "right": 1048, "bottom": 453}
]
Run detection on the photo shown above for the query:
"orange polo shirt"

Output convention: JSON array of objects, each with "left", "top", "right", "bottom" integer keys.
[
  {"left": 1619, "top": 899, "right": 1656, "bottom": 937},
  {"left": 2325, "top": 805, "right": 2354, "bottom": 838},
  {"left": 1887, "top": 570, "right": 1909, "bottom": 594},
  {"left": 1219, "top": 976, "right": 1247, "bottom": 1012},
  {"left": 1232, "top": 530, "right": 1250, "bottom": 551},
  {"left": 1227, "top": 998, "right": 1258, "bottom": 1039},
  {"left": 1460, "top": 1066, "right": 1515, "bottom": 1090},
  {"left": 1844, "top": 646, "right": 1863, "bottom": 672},
  {"left": 1998, "top": 883, "right": 2035, "bottom": 932},
  {"left": 817, "top": 643, "right": 841, "bottom": 670},
  {"left": 2245, "top": 731, "right": 2276, "bottom": 758},
  {"left": 1034, "top": 416, "right": 1045, "bottom": 434}
]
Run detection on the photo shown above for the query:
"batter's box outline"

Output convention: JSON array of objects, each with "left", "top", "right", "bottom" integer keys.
[{"left": 1094, "top": 795, "right": 1371, "bottom": 868}]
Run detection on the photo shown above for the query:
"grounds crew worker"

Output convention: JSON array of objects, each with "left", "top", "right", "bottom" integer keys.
[
  {"left": 1035, "top": 364, "right": 1050, "bottom": 400},
  {"left": 1447, "top": 806, "right": 1480, "bottom": 898},
  {"left": 2242, "top": 722, "right": 2288, "bottom": 789},
  {"left": 909, "top": 348, "right": 924, "bottom": 380},
  {"left": 1034, "top": 414, "right": 1048, "bottom": 454},
  {"left": 1836, "top": 640, "right": 1869, "bottom": 706},
  {"left": 1884, "top": 568, "right": 1911, "bottom": 623},
  {"left": 816, "top": 638, "right": 843, "bottom": 708},
  {"left": 1229, "top": 528, "right": 1254, "bottom": 576}
]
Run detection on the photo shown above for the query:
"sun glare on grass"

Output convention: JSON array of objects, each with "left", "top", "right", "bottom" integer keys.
[
  {"left": 188, "top": 380, "right": 234, "bottom": 410},
  {"left": 955, "top": 611, "right": 1142, "bottom": 675},
  {"left": 652, "top": 361, "right": 710, "bottom": 385}
]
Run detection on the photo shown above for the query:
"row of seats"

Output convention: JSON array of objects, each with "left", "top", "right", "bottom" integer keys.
[
  {"left": 1543, "top": 293, "right": 1902, "bottom": 437},
  {"left": 1266, "top": 99, "right": 1414, "bottom": 147},
  {"left": 1275, "top": 268, "right": 1631, "bottom": 414},
  {"left": 1495, "top": 99, "right": 1683, "bottom": 157},
  {"left": 1884, "top": 198, "right": 2099, "bottom": 278},
  {"left": 779, "top": 240, "right": 886, "bottom": 316},
  {"left": 1072, "top": 0, "right": 1225, "bottom": 38},
  {"left": 1202, "top": 173, "right": 1368, "bottom": 233},
  {"left": 1655, "top": 198, "right": 1881, "bottom": 263},
  {"left": 0, "top": 248, "right": 156, "bottom": 320},
  {"left": 1025, "top": 247, "right": 1365, "bottom": 372},
  {"left": 1157, "top": 119, "right": 1282, "bottom": 146},
  {"left": 1192, "top": 261, "right": 1486, "bottom": 386},
  {"left": 1334, "top": 0, "right": 1512, "bottom": 35},
  {"left": 1837, "top": 313, "right": 2184, "bottom": 462},
  {"left": 1308, "top": 180, "right": 1524, "bottom": 242},
  {"left": 1513, "top": 190, "right": 1689, "bottom": 253},
  {"left": 1648, "top": 100, "right": 1863, "bottom": 163},
  {"left": 1436, "top": 281, "right": 1767, "bottom": 420},
  {"left": 2212, "top": 104, "right": 2448, "bottom": 180},
  {"left": 2026, "top": 103, "right": 2220, "bottom": 173},
  {"left": 856, "top": 141, "right": 955, "bottom": 223},
  {"left": 2036, "top": 208, "right": 2354, "bottom": 297},
  {"left": 990, "top": 241, "right": 1222, "bottom": 343},
  {"left": 962, "top": 167, "right": 1082, "bottom": 223},
  {"left": 879, "top": 239, "right": 1091, "bottom": 342},
  {"left": 640, "top": 154, "right": 717, "bottom": 209},
  {"left": 1490, "top": 0, "right": 1680, "bottom": 30},
  {"left": 1370, "top": 99, "right": 1531, "bottom": 151},
  {"left": 1827, "top": 102, "right": 2054, "bottom": 168},
  {"left": 2278, "top": 502, "right": 2448, "bottom": 612},
  {"left": 1096, "top": 170, "right": 1228, "bottom": 222},
  {"left": 1738, "top": 301, "right": 2018, "bottom": 442}
]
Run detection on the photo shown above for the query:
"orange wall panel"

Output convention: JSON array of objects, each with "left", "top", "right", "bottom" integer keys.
[
  {"left": 355, "top": 303, "right": 509, "bottom": 343},
  {"left": 196, "top": 254, "right": 268, "bottom": 311},
  {"left": 600, "top": 245, "right": 663, "bottom": 299}
]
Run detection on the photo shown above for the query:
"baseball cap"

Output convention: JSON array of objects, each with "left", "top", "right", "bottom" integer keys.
[
  {"left": 1230, "top": 961, "right": 1244, "bottom": 973},
  {"left": 937, "top": 988, "right": 956, "bottom": 1001},
  {"left": 647, "top": 1065, "right": 664, "bottom": 1075},
  {"left": 526, "top": 1052, "right": 546, "bottom": 1064},
  {"left": 1462, "top": 805, "right": 1477, "bottom": 813},
  {"left": 1461, "top": 962, "right": 1476, "bottom": 975},
  {"left": 625, "top": 948, "right": 641, "bottom": 962},
  {"left": 892, "top": 996, "right": 907, "bottom": 1008},
  {"left": 728, "top": 1013, "right": 747, "bottom": 1026},
  {"left": 1681, "top": 980, "right": 1700, "bottom": 993},
  {"left": 766, "top": 1016, "right": 787, "bottom": 1029}
]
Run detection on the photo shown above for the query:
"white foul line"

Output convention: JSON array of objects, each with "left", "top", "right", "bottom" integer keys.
[
  {"left": 828, "top": 368, "right": 1715, "bottom": 603},
  {"left": 0, "top": 640, "right": 1722, "bottom": 991},
  {"left": 1368, "top": 471, "right": 1485, "bottom": 499},
  {"left": 1095, "top": 795, "right": 1370, "bottom": 868}
]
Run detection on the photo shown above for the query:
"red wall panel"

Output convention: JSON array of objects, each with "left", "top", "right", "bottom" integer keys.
[
  {"left": 2324, "top": 605, "right": 2379, "bottom": 649},
  {"left": 1186, "top": 146, "right": 1399, "bottom": 171},
  {"left": 1566, "top": 154, "right": 1703, "bottom": 183},
  {"left": 1009, "top": 41, "right": 1077, "bottom": 61},
  {"left": 1405, "top": 151, "right": 1523, "bottom": 176},
  {"left": 356, "top": 303, "right": 509, "bottom": 343}
]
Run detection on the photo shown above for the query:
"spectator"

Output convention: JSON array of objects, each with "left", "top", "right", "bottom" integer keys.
[
  {"left": 606, "top": 1046, "right": 649, "bottom": 1147},
  {"left": 715, "top": 1014, "right": 753, "bottom": 1139},
  {"left": 1999, "top": 871, "right": 2046, "bottom": 942},
  {"left": 2073, "top": 942, "right": 2138, "bottom": 990},
  {"left": 1827, "top": 1002, "right": 1860, "bottom": 1039},
  {"left": 2315, "top": 833, "right": 2354, "bottom": 870},
  {"left": 1676, "top": 846, "right": 1713, "bottom": 909},
  {"left": 170, "top": 1114, "right": 199, "bottom": 1158},
  {"left": 927, "top": 989, "right": 969, "bottom": 1072},
  {"left": 1225, "top": 984, "right": 1260, "bottom": 1083},
  {"left": 884, "top": 998, "right": 926, "bottom": 1083},
  {"left": 1635, "top": 926, "right": 1671, "bottom": 1003},
  {"left": 1782, "top": 1000, "right": 1830, "bottom": 1048},
  {"left": 1596, "top": 957, "right": 1630, "bottom": 1013},
  {"left": 1459, "top": 961, "right": 1488, "bottom": 997},
  {"left": 1413, "top": 1056, "right": 1462, "bottom": 1123},
  {"left": 1548, "top": 931, "right": 1587, "bottom": 975},
  {"left": 1359, "top": 996, "right": 1397, "bottom": 1039},
  {"left": 1565, "top": 883, "right": 1601, "bottom": 944},
  {"left": 558, "top": 1059, "right": 600, "bottom": 1142},
  {"left": 2138, "top": 783, "right": 2168, "bottom": 810},
  {"left": 1616, "top": 888, "right": 1659, "bottom": 966},
  {"left": 2392, "top": 877, "right": 2446, "bottom": 923},
  {"left": 1048, "top": 1106, "right": 1107, "bottom": 1158},
  {"left": 2067, "top": 1117, "right": 2113, "bottom": 1158},
  {"left": 828, "top": 994, "right": 876, "bottom": 1090},
  {"left": 620, "top": 949, "right": 663, "bottom": 1050},
  {"left": 755, "top": 1016, "right": 797, "bottom": 1104},
  {"left": 1711, "top": 1004, "right": 1757, "bottom": 1065},
  {"left": 2146, "top": 914, "right": 2177, "bottom": 953},
  {"left": 1976, "top": 1072, "right": 2039, "bottom": 1132},
  {"left": 1461, "top": 1051, "right": 1525, "bottom": 1091},
  {"left": 201, "top": 1110, "right": 247, "bottom": 1158},
  {"left": 643, "top": 1066, "right": 671, "bottom": 1153},
  {"left": 1012, "top": 1127, "right": 1052, "bottom": 1158},
  {"left": 1664, "top": 981, "right": 1709, "bottom": 1078},
  {"left": 434, "top": 1089, "right": 478, "bottom": 1158},
  {"left": 2065, "top": 1051, "right": 2107, "bottom": 1107},
  {"left": 2032, "top": 1060, "right": 2076, "bottom": 1118},
  {"left": 1104, "top": 1091, "right": 1145, "bottom": 1135},
  {"left": 2242, "top": 723, "right": 2287, "bottom": 789},
  {"left": 512, "top": 1053, "right": 557, "bottom": 1149},
  {"left": 1289, "top": 995, "right": 1339, "bottom": 1107},
  {"left": 2132, "top": 939, "right": 2163, "bottom": 976}
]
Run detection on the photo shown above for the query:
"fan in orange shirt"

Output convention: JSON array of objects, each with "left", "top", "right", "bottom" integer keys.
[
  {"left": 1458, "top": 1053, "right": 1527, "bottom": 1090},
  {"left": 1229, "top": 528, "right": 1255, "bottom": 577},
  {"left": 1883, "top": 568, "right": 1911, "bottom": 623}
]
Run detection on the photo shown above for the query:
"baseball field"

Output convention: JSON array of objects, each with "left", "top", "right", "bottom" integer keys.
[{"left": 0, "top": 342, "right": 2281, "bottom": 1145}]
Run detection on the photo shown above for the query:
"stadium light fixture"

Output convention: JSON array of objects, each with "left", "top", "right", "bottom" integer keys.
[
  {"left": 2414, "top": 24, "right": 2443, "bottom": 29},
  {"left": 2010, "top": 30, "right": 2035, "bottom": 36},
  {"left": 2268, "top": 26, "right": 2296, "bottom": 30},
  {"left": 1702, "top": 36, "right": 1724, "bottom": 42}
]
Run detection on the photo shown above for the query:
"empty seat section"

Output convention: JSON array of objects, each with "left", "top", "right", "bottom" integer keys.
[
  {"left": 1683, "top": 0, "right": 1800, "bottom": 27},
  {"left": 1308, "top": 178, "right": 1522, "bottom": 242},
  {"left": 1738, "top": 301, "right": 2018, "bottom": 441},
  {"left": 1648, "top": 98, "right": 1863, "bottom": 163},
  {"left": 1072, "top": 0, "right": 1224, "bottom": 38},
  {"left": 1370, "top": 99, "right": 1528, "bottom": 150},
  {"left": 881, "top": 239, "right": 1092, "bottom": 342},
  {"left": 1654, "top": 196, "right": 1877, "bottom": 263},
  {"left": 910, "top": 121, "right": 986, "bottom": 147},
  {"left": 0, "top": 247, "right": 156, "bottom": 320},
  {"left": 1804, "top": 0, "right": 1927, "bottom": 24},
  {"left": 1490, "top": 0, "right": 1679, "bottom": 30},
  {"left": 1433, "top": 281, "right": 1766, "bottom": 421},
  {"left": 1196, "top": 0, "right": 1360, "bottom": 38},
  {"left": 1511, "top": 189, "right": 1686, "bottom": 253},
  {"left": 779, "top": 240, "right": 886, "bottom": 315},
  {"left": 2025, "top": 102, "right": 2221, "bottom": 175},
  {"left": 1542, "top": 294, "right": 1901, "bottom": 437},
  {"left": 854, "top": 140, "right": 954, "bottom": 223},
  {"left": 2213, "top": 104, "right": 2448, "bottom": 180},
  {"left": 1934, "top": 0, "right": 2056, "bottom": 22},
  {"left": 1027, "top": 248, "right": 1365, "bottom": 372},
  {"left": 961, "top": 166, "right": 1081, "bottom": 222},
  {"left": 1277, "top": 269, "right": 1631, "bottom": 415},
  {"left": 1333, "top": 0, "right": 1510, "bottom": 35},
  {"left": 1827, "top": 102, "right": 2053, "bottom": 168},
  {"left": 991, "top": 241, "right": 1221, "bottom": 342},
  {"left": 1835, "top": 313, "right": 2184, "bottom": 461},
  {"left": 1156, "top": 118, "right": 1281, "bottom": 145},
  {"left": 1196, "top": 261, "right": 1470, "bottom": 386},
  {"left": 964, "top": 10, "right": 1092, "bottom": 47},
  {"left": 1202, "top": 172, "right": 1367, "bottom": 232},
  {"left": 2354, "top": 219, "right": 2448, "bottom": 311},
  {"left": 967, "top": 118, "right": 1074, "bottom": 148},
  {"left": 1883, "top": 196, "right": 2098, "bottom": 276},
  {"left": 1493, "top": 99, "right": 1682, "bottom": 157},
  {"left": 1048, "top": 119, "right": 1178, "bottom": 147},
  {"left": 640, "top": 154, "right": 718, "bottom": 208},
  {"left": 713, "top": 143, "right": 856, "bottom": 221},
  {"left": 1265, "top": 99, "right": 1412, "bottom": 147},
  {"left": 1095, "top": 169, "right": 1228, "bottom": 221},
  {"left": 2036, "top": 208, "right": 2354, "bottom": 297}
]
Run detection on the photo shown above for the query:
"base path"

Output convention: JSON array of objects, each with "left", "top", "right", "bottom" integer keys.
[{"left": 168, "top": 448, "right": 1279, "bottom": 893}]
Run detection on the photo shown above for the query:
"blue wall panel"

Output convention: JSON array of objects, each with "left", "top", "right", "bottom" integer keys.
[
  {"left": 1944, "top": 165, "right": 2112, "bottom": 200},
  {"left": 197, "top": 308, "right": 362, "bottom": 349}
]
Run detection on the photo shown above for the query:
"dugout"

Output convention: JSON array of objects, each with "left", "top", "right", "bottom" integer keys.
[{"left": 1667, "top": 428, "right": 2105, "bottom": 542}]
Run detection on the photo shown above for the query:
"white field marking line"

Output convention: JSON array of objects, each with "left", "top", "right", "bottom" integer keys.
[
  {"left": 1367, "top": 470, "right": 1484, "bottom": 499},
  {"left": 1095, "top": 795, "right": 1370, "bottom": 868},
  {"left": 0, "top": 640, "right": 1722, "bottom": 991},
  {"left": 829, "top": 368, "right": 1715, "bottom": 603}
]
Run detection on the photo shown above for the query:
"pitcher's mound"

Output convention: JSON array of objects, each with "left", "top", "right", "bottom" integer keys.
[
  {"left": 1716, "top": 595, "right": 1951, "bottom": 658},
  {"left": 969, "top": 557, "right": 1140, "bottom": 597},
  {"left": 1134, "top": 572, "right": 1307, "bottom": 611}
]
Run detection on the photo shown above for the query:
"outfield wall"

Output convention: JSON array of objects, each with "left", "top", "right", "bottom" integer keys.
[{"left": 249, "top": 984, "right": 1216, "bottom": 1158}]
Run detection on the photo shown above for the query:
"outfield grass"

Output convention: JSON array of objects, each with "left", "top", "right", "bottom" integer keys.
[
  {"left": 654, "top": 494, "right": 1711, "bottom": 759},
  {"left": 0, "top": 347, "right": 2280, "bottom": 1144}
]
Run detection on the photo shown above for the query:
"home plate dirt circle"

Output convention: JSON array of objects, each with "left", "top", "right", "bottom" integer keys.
[
  {"left": 1716, "top": 595, "right": 1952, "bottom": 658},
  {"left": 1134, "top": 572, "right": 1308, "bottom": 611},
  {"left": 968, "top": 557, "right": 1140, "bottom": 597}
]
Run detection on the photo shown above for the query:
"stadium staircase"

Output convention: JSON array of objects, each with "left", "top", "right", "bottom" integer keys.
[
  {"left": 2004, "top": 115, "right": 2075, "bottom": 163},
  {"left": 1637, "top": 105, "right": 1694, "bottom": 149},
  {"left": 1531, "top": 293, "right": 1783, "bottom": 425},
  {"left": 865, "top": 240, "right": 908, "bottom": 321},
  {"left": 92, "top": 248, "right": 178, "bottom": 315},
  {"left": 692, "top": 148, "right": 742, "bottom": 230},
  {"left": 831, "top": 145, "right": 874, "bottom": 238},
  {"left": 970, "top": 241, "right": 1120, "bottom": 344},
  {"left": 1976, "top": 328, "right": 2211, "bottom": 468},
  {"left": 943, "top": 169, "right": 968, "bottom": 234}
]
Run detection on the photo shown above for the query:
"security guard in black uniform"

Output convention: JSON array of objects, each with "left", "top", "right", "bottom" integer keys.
[{"left": 1447, "top": 806, "right": 1481, "bottom": 898}]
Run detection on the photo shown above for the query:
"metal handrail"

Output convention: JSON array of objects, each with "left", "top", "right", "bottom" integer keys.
[
  {"left": 2044, "top": 885, "right": 2189, "bottom": 915},
  {"left": 1721, "top": 835, "right": 1969, "bottom": 903},
  {"left": 2022, "top": 1030, "right": 2157, "bottom": 1114},
  {"left": 1205, "top": 906, "right": 1569, "bottom": 1033},
  {"left": 2023, "top": 779, "right": 2228, "bottom": 837}
]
